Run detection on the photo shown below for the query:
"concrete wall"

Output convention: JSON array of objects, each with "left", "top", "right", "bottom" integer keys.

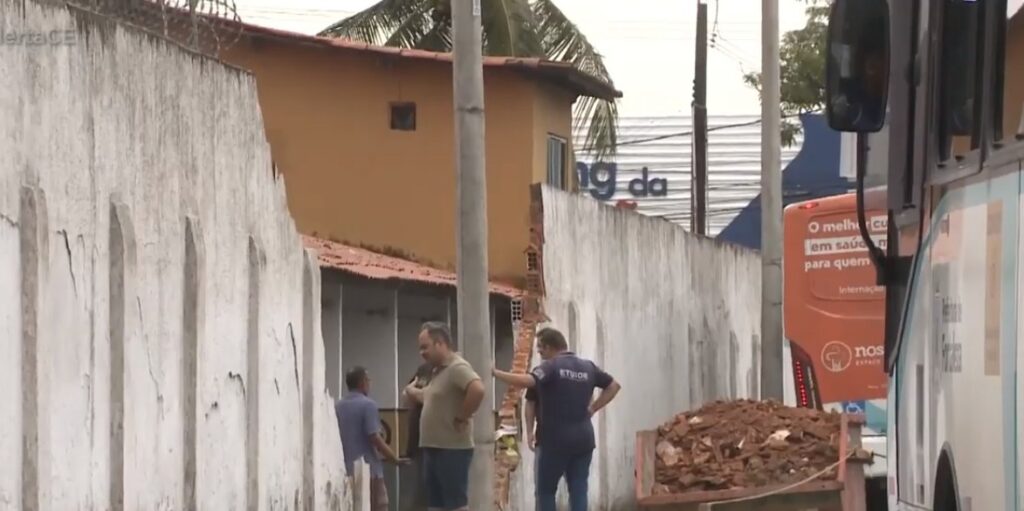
[
  {"left": 0, "top": 2, "right": 346, "bottom": 509},
  {"left": 510, "top": 187, "right": 762, "bottom": 510}
]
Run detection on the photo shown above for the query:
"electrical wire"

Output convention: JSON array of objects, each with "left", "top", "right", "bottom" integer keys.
[{"left": 613, "top": 110, "right": 820, "bottom": 148}]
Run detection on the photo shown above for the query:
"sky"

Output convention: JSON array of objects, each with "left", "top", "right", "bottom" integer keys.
[{"left": 229, "top": 0, "right": 812, "bottom": 118}]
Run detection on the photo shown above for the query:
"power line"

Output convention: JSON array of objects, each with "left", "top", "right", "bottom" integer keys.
[
  {"left": 614, "top": 118, "right": 759, "bottom": 147},
  {"left": 713, "top": 33, "right": 758, "bottom": 65},
  {"left": 609, "top": 110, "right": 820, "bottom": 148}
]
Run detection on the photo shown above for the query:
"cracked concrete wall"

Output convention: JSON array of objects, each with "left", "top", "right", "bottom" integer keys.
[
  {"left": 521, "top": 187, "right": 761, "bottom": 510},
  {"left": 0, "top": 2, "right": 347, "bottom": 509}
]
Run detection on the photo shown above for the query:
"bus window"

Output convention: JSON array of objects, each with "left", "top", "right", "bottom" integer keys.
[
  {"left": 997, "top": 2, "right": 1023, "bottom": 143},
  {"left": 939, "top": 0, "right": 983, "bottom": 160}
]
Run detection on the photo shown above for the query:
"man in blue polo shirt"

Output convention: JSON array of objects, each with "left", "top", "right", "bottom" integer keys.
[
  {"left": 336, "top": 366, "right": 405, "bottom": 511},
  {"left": 493, "top": 327, "right": 621, "bottom": 511}
]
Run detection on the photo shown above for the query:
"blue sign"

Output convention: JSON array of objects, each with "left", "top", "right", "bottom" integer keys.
[
  {"left": 576, "top": 162, "right": 668, "bottom": 200},
  {"left": 842, "top": 400, "right": 866, "bottom": 415}
]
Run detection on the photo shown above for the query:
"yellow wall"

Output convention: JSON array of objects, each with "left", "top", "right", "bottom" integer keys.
[
  {"left": 223, "top": 38, "right": 575, "bottom": 285},
  {"left": 532, "top": 83, "right": 578, "bottom": 190}
]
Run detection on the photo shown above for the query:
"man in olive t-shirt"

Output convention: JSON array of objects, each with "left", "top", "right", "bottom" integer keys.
[{"left": 407, "top": 322, "right": 484, "bottom": 511}]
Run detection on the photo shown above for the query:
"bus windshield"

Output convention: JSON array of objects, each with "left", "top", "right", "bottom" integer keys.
[{"left": 784, "top": 193, "right": 887, "bottom": 431}]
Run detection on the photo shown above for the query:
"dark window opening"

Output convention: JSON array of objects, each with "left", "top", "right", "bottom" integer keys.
[
  {"left": 937, "top": 0, "right": 983, "bottom": 160},
  {"left": 546, "top": 136, "right": 567, "bottom": 189},
  {"left": 390, "top": 103, "right": 417, "bottom": 131},
  {"left": 992, "top": 0, "right": 1010, "bottom": 142}
]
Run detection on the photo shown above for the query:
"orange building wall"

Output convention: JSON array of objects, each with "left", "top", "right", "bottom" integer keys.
[
  {"left": 532, "top": 83, "right": 577, "bottom": 189},
  {"left": 223, "top": 39, "right": 575, "bottom": 285}
]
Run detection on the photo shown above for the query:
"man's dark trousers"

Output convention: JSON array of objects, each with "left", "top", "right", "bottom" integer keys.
[{"left": 535, "top": 447, "right": 593, "bottom": 511}]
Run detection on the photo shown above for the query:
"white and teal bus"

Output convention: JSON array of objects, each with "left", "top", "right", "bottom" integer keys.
[{"left": 824, "top": 0, "right": 1024, "bottom": 510}]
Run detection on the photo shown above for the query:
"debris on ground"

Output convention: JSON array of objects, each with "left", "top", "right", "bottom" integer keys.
[{"left": 652, "top": 399, "right": 845, "bottom": 494}]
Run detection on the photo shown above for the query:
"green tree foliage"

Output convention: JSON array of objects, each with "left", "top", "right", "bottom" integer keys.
[
  {"left": 743, "top": 2, "right": 828, "bottom": 146},
  {"left": 319, "top": 0, "right": 618, "bottom": 160}
]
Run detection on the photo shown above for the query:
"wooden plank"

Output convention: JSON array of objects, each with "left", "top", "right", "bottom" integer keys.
[
  {"left": 638, "top": 481, "right": 845, "bottom": 506},
  {"left": 841, "top": 419, "right": 867, "bottom": 511},
  {"left": 696, "top": 489, "right": 842, "bottom": 511},
  {"left": 351, "top": 460, "right": 370, "bottom": 511},
  {"left": 636, "top": 430, "right": 658, "bottom": 499},
  {"left": 838, "top": 414, "right": 849, "bottom": 484}
]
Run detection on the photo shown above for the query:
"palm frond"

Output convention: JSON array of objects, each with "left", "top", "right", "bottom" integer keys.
[
  {"left": 384, "top": 6, "right": 436, "bottom": 47},
  {"left": 414, "top": 15, "right": 453, "bottom": 52},
  {"left": 532, "top": 0, "right": 617, "bottom": 158},
  {"left": 318, "top": 0, "right": 431, "bottom": 45},
  {"left": 574, "top": 94, "right": 618, "bottom": 161},
  {"left": 480, "top": 0, "right": 543, "bottom": 57},
  {"left": 531, "top": 0, "right": 612, "bottom": 83}
]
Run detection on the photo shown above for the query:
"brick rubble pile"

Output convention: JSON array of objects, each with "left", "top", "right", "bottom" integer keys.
[{"left": 653, "top": 399, "right": 843, "bottom": 494}]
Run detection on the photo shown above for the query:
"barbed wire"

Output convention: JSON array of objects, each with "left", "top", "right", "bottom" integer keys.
[{"left": 59, "top": 0, "right": 246, "bottom": 55}]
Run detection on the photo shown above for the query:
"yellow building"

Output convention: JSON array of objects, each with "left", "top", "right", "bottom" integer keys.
[{"left": 215, "top": 21, "right": 620, "bottom": 287}]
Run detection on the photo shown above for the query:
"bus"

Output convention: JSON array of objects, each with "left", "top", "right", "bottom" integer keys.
[
  {"left": 823, "top": 0, "right": 1024, "bottom": 510},
  {"left": 782, "top": 192, "right": 888, "bottom": 504}
]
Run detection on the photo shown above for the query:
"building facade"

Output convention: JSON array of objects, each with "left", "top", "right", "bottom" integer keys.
[{"left": 214, "top": 22, "right": 619, "bottom": 286}]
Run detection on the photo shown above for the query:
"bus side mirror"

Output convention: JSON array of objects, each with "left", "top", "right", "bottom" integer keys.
[{"left": 825, "top": 0, "right": 890, "bottom": 133}]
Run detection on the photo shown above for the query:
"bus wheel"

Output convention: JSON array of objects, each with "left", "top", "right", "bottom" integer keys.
[{"left": 933, "top": 452, "right": 960, "bottom": 511}]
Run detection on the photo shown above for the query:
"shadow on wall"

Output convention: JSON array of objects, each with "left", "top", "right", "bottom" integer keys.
[{"left": 717, "top": 114, "right": 854, "bottom": 250}]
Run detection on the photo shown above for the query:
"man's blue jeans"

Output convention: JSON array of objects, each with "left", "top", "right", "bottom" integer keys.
[{"left": 535, "top": 447, "right": 593, "bottom": 511}]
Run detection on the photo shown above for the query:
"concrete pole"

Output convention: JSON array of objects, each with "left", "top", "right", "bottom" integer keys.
[
  {"left": 692, "top": 1, "right": 708, "bottom": 235},
  {"left": 450, "top": 0, "right": 495, "bottom": 508},
  {"left": 759, "top": 0, "right": 784, "bottom": 401}
]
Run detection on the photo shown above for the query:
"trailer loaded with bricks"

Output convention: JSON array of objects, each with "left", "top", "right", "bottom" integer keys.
[{"left": 635, "top": 399, "right": 874, "bottom": 511}]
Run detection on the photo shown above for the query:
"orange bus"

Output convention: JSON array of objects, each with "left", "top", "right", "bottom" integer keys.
[{"left": 782, "top": 192, "right": 887, "bottom": 489}]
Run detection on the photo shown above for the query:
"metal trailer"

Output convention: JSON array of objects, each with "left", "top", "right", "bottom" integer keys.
[{"left": 634, "top": 414, "right": 869, "bottom": 511}]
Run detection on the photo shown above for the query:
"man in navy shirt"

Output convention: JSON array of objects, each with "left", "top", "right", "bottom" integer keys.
[
  {"left": 493, "top": 328, "right": 621, "bottom": 511},
  {"left": 524, "top": 334, "right": 557, "bottom": 451}
]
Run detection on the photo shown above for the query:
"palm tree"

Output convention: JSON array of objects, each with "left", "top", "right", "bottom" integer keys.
[{"left": 319, "top": 0, "right": 618, "bottom": 160}]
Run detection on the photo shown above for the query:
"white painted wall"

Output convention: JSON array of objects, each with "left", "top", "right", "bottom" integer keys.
[
  {"left": 509, "top": 187, "right": 762, "bottom": 510},
  {"left": 0, "top": 1, "right": 347, "bottom": 509},
  {"left": 342, "top": 283, "right": 399, "bottom": 408}
]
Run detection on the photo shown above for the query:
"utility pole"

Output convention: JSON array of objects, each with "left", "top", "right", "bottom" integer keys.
[
  {"left": 691, "top": 1, "right": 708, "bottom": 235},
  {"left": 760, "top": 0, "right": 784, "bottom": 401},
  {"left": 450, "top": 0, "right": 494, "bottom": 508}
]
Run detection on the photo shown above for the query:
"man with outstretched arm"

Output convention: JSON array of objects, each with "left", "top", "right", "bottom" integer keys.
[
  {"left": 493, "top": 327, "right": 621, "bottom": 511},
  {"left": 524, "top": 332, "right": 561, "bottom": 455}
]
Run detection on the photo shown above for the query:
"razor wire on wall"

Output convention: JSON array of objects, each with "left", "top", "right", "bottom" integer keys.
[{"left": 52, "top": 0, "right": 246, "bottom": 54}]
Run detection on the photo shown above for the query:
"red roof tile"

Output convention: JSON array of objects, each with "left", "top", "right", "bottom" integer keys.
[
  {"left": 303, "top": 236, "right": 523, "bottom": 298},
  {"left": 217, "top": 16, "right": 621, "bottom": 101}
]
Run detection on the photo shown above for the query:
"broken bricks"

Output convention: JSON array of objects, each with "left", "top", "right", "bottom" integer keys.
[{"left": 653, "top": 399, "right": 842, "bottom": 494}]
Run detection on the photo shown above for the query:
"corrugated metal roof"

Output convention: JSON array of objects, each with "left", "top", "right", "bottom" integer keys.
[
  {"left": 575, "top": 115, "right": 802, "bottom": 236},
  {"left": 303, "top": 236, "right": 523, "bottom": 297}
]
